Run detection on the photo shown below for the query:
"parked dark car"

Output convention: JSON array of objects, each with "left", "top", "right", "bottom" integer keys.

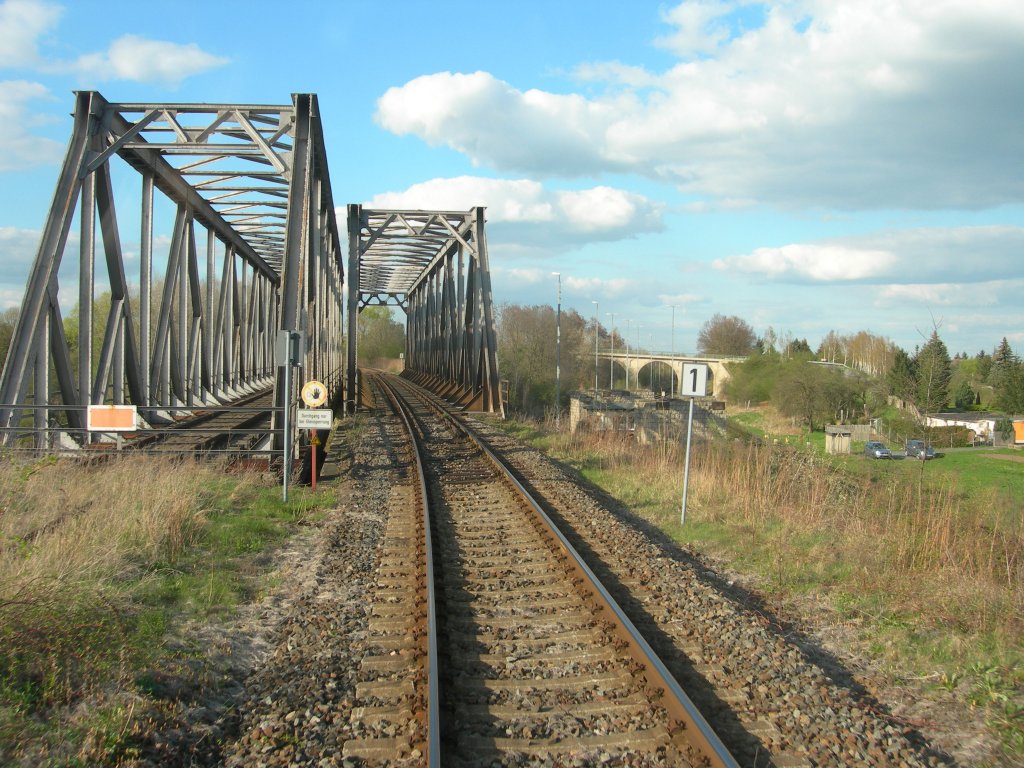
[
  {"left": 906, "top": 439, "right": 937, "bottom": 459},
  {"left": 864, "top": 441, "right": 892, "bottom": 459}
]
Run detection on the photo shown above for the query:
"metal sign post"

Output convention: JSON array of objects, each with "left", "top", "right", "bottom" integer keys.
[
  {"left": 283, "top": 363, "right": 290, "bottom": 502},
  {"left": 681, "top": 398, "right": 695, "bottom": 525},
  {"left": 310, "top": 432, "right": 320, "bottom": 491},
  {"left": 277, "top": 330, "right": 305, "bottom": 503},
  {"left": 679, "top": 364, "right": 709, "bottom": 526},
  {"left": 296, "top": 411, "right": 331, "bottom": 489}
]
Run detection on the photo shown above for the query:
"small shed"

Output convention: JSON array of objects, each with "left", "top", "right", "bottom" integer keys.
[{"left": 825, "top": 425, "right": 853, "bottom": 455}]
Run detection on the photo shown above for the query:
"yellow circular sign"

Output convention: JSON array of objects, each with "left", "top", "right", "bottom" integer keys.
[{"left": 301, "top": 379, "right": 328, "bottom": 408}]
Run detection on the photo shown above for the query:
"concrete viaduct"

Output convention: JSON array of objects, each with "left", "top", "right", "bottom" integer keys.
[{"left": 596, "top": 352, "right": 745, "bottom": 397}]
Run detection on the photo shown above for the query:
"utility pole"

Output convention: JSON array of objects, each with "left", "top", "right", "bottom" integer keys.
[
  {"left": 607, "top": 312, "right": 616, "bottom": 389},
  {"left": 592, "top": 300, "right": 599, "bottom": 392},
  {"left": 625, "top": 319, "right": 631, "bottom": 390},
  {"left": 552, "top": 272, "right": 561, "bottom": 427}
]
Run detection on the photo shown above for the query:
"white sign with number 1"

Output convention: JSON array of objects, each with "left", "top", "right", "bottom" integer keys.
[{"left": 680, "top": 363, "right": 709, "bottom": 397}]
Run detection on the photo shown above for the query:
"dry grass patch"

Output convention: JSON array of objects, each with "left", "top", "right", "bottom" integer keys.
[
  {"left": 0, "top": 454, "right": 276, "bottom": 764},
  {"left": 1, "top": 456, "right": 216, "bottom": 591}
]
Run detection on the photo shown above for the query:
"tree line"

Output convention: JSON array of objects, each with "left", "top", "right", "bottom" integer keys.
[
  {"left": 717, "top": 319, "right": 1024, "bottom": 431},
  {"left": 494, "top": 305, "right": 1024, "bottom": 424}
]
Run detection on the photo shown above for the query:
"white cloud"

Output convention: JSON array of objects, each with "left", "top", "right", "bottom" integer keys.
[
  {"left": 572, "top": 61, "right": 660, "bottom": 88},
  {"left": 364, "top": 175, "right": 664, "bottom": 249},
  {"left": 0, "top": 83, "right": 62, "bottom": 170},
  {"left": 657, "top": 292, "right": 703, "bottom": 307},
  {"left": 0, "top": 1, "right": 228, "bottom": 86},
  {"left": 878, "top": 278, "right": 1013, "bottom": 308},
  {"left": 655, "top": 0, "right": 735, "bottom": 57},
  {"left": 715, "top": 243, "right": 896, "bottom": 281},
  {"left": 492, "top": 267, "right": 547, "bottom": 285},
  {"left": 376, "top": 71, "right": 629, "bottom": 177},
  {"left": 366, "top": 176, "right": 554, "bottom": 222},
  {"left": 375, "top": 1, "right": 1024, "bottom": 209},
  {"left": 68, "top": 34, "right": 228, "bottom": 86},
  {"left": 877, "top": 283, "right": 967, "bottom": 306},
  {"left": 0, "top": 0, "right": 61, "bottom": 68},
  {"left": 714, "top": 225, "right": 1024, "bottom": 284},
  {"left": 490, "top": 266, "right": 634, "bottom": 301},
  {"left": 555, "top": 186, "right": 656, "bottom": 232},
  {"left": 564, "top": 275, "right": 634, "bottom": 297}
]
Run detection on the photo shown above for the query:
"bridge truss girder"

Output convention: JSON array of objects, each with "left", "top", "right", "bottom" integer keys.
[
  {"left": 347, "top": 206, "right": 503, "bottom": 416},
  {"left": 0, "top": 91, "right": 345, "bottom": 452}
]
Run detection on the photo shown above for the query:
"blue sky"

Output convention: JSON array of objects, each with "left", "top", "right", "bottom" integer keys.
[{"left": 1, "top": 0, "right": 1022, "bottom": 357}]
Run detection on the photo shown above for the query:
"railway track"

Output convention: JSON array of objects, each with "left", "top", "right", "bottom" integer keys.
[
  {"left": 351, "top": 371, "right": 737, "bottom": 767},
  {"left": 127, "top": 388, "right": 276, "bottom": 455}
]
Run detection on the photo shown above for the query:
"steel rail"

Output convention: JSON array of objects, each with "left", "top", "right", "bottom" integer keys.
[
  {"left": 369, "top": 373, "right": 441, "bottom": 767},
  {"left": 383, "top": 372, "right": 739, "bottom": 768},
  {"left": 126, "top": 390, "right": 276, "bottom": 455}
]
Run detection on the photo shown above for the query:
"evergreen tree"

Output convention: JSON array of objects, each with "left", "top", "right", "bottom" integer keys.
[
  {"left": 786, "top": 338, "right": 814, "bottom": 359},
  {"left": 914, "top": 331, "right": 952, "bottom": 413},
  {"left": 989, "top": 338, "right": 1018, "bottom": 393},
  {"left": 989, "top": 339, "right": 1024, "bottom": 413},
  {"left": 954, "top": 380, "right": 976, "bottom": 409},
  {"left": 887, "top": 347, "right": 916, "bottom": 402},
  {"left": 996, "top": 363, "right": 1024, "bottom": 413},
  {"left": 975, "top": 350, "right": 993, "bottom": 382},
  {"left": 992, "top": 337, "right": 1016, "bottom": 367}
]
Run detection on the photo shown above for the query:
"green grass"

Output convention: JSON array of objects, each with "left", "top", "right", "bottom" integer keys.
[
  {"left": 921, "top": 448, "right": 1024, "bottom": 496},
  {"left": 136, "top": 484, "right": 330, "bottom": 615},
  {"left": 728, "top": 410, "right": 767, "bottom": 435}
]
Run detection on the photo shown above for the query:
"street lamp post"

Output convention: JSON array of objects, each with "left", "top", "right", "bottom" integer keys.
[
  {"left": 625, "top": 319, "right": 631, "bottom": 390},
  {"left": 552, "top": 272, "right": 561, "bottom": 427},
  {"left": 591, "top": 300, "right": 599, "bottom": 392},
  {"left": 670, "top": 305, "right": 676, "bottom": 398},
  {"left": 606, "top": 312, "right": 616, "bottom": 389},
  {"left": 635, "top": 324, "right": 642, "bottom": 391}
]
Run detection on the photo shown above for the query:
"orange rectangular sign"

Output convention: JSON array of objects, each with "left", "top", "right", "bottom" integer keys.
[{"left": 87, "top": 405, "right": 137, "bottom": 432}]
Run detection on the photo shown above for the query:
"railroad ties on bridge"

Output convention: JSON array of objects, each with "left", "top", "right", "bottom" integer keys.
[{"left": 0, "top": 91, "right": 503, "bottom": 459}]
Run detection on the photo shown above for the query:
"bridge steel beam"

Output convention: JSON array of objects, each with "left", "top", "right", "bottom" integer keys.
[
  {"left": 348, "top": 206, "right": 503, "bottom": 417},
  {"left": 0, "top": 91, "right": 345, "bottom": 454}
]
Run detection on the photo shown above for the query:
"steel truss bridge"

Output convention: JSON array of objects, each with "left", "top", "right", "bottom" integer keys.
[{"left": 0, "top": 91, "right": 502, "bottom": 458}]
